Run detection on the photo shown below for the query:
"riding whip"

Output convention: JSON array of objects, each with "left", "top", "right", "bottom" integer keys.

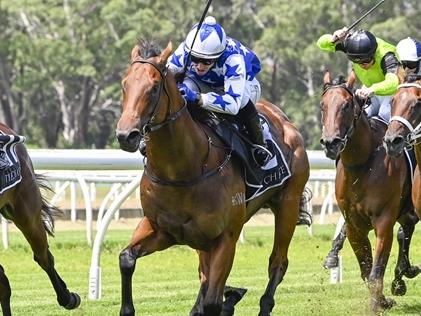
[
  {"left": 182, "top": 0, "right": 214, "bottom": 74},
  {"left": 332, "top": 0, "right": 386, "bottom": 43}
]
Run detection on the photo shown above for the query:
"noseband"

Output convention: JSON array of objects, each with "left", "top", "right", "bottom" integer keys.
[
  {"left": 389, "top": 82, "right": 421, "bottom": 147},
  {"left": 130, "top": 59, "right": 187, "bottom": 136},
  {"left": 322, "top": 83, "right": 365, "bottom": 151}
]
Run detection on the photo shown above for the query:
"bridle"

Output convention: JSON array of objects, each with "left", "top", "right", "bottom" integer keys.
[
  {"left": 322, "top": 83, "right": 367, "bottom": 152},
  {"left": 130, "top": 59, "right": 187, "bottom": 137},
  {"left": 128, "top": 58, "right": 232, "bottom": 187},
  {"left": 389, "top": 82, "right": 421, "bottom": 147}
]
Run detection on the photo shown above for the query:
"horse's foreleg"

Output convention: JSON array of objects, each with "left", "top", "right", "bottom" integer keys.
[
  {"left": 346, "top": 226, "right": 372, "bottom": 281},
  {"left": 190, "top": 251, "right": 210, "bottom": 316},
  {"left": 369, "top": 223, "right": 395, "bottom": 313},
  {"left": 0, "top": 264, "right": 11, "bottom": 316},
  {"left": 323, "top": 221, "right": 347, "bottom": 269},
  {"left": 201, "top": 232, "right": 238, "bottom": 316},
  {"left": 259, "top": 195, "right": 299, "bottom": 316},
  {"left": 15, "top": 218, "right": 80, "bottom": 310},
  {"left": 120, "top": 216, "right": 174, "bottom": 316}
]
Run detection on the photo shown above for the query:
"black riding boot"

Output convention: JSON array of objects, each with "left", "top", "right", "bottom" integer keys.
[{"left": 245, "top": 114, "right": 272, "bottom": 166}]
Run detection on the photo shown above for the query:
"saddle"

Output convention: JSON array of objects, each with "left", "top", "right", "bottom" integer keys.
[
  {"left": 0, "top": 133, "right": 26, "bottom": 194},
  {"left": 192, "top": 109, "right": 291, "bottom": 201}
]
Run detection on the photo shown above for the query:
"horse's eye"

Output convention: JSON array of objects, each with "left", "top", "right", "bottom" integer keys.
[
  {"left": 341, "top": 101, "right": 351, "bottom": 112},
  {"left": 150, "top": 84, "right": 159, "bottom": 95}
]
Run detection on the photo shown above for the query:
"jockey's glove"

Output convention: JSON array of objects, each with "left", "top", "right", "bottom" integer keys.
[{"left": 178, "top": 83, "right": 200, "bottom": 104}]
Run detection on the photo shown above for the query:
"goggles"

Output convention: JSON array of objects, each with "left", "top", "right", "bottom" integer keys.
[
  {"left": 190, "top": 55, "right": 216, "bottom": 65},
  {"left": 348, "top": 55, "right": 373, "bottom": 65},
  {"left": 401, "top": 60, "right": 418, "bottom": 70}
]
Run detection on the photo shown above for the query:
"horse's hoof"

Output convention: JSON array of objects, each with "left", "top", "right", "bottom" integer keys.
[
  {"left": 372, "top": 296, "right": 396, "bottom": 312},
  {"left": 404, "top": 266, "right": 421, "bottom": 279},
  {"left": 323, "top": 255, "right": 339, "bottom": 269},
  {"left": 391, "top": 279, "right": 407, "bottom": 296},
  {"left": 64, "top": 292, "right": 81, "bottom": 310}
]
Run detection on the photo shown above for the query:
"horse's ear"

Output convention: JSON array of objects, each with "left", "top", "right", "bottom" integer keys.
[
  {"left": 130, "top": 45, "right": 140, "bottom": 61},
  {"left": 346, "top": 71, "right": 356, "bottom": 88},
  {"left": 158, "top": 41, "right": 173, "bottom": 64},
  {"left": 323, "top": 70, "right": 331, "bottom": 84}
]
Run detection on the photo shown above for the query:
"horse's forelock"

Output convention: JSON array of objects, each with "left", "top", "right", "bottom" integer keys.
[
  {"left": 137, "top": 39, "right": 162, "bottom": 59},
  {"left": 331, "top": 75, "right": 346, "bottom": 86}
]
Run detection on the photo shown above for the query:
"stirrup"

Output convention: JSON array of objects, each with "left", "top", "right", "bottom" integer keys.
[
  {"left": 251, "top": 144, "right": 273, "bottom": 166},
  {"left": 252, "top": 144, "right": 273, "bottom": 158}
]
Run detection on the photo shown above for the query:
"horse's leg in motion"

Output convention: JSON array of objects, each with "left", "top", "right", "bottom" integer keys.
[
  {"left": 323, "top": 220, "right": 346, "bottom": 269},
  {"left": 0, "top": 264, "right": 12, "bottom": 316},
  {"left": 13, "top": 200, "right": 80, "bottom": 310},
  {"left": 190, "top": 251, "right": 210, "bottom": 316},
  {"left": 119, "top": 217, "right": 174, "bottom": 316},
  {"left": 392, "top": 212, "right": 421, "bottom": 296},
  {"left": 221, "top": 285, "right": 247, "bottom": 316},
  {"left": 196, "top": 232, "right": 239, "bottom": 316},
  {"left": 346, "top": 226, "right": 373, "bottom": 281},
  {"left": 258, "top": 189, "right": 302, "bottom": 316},
  {"left": 369, "top": 221, "right": 396, "bottom": 313}
]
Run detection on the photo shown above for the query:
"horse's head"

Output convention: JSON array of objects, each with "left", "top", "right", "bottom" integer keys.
[
  {"left": 319, "top": 70, "right": 358, "bottom": 160},
  {"left": 116, "top": 40, "right": 183, "bottom": 152},
  {"left": 383, "top": 79, "right": 421, "bottom": 158}
]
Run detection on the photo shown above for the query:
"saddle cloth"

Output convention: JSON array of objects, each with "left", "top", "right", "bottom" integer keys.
[
  {"left": 0, "top": 132, "right": 26, "bottom": 194},
  {"left": 198, "top": 112, "right": 291, "bottom": 202}
]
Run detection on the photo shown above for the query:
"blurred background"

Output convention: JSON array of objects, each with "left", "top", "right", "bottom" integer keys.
[{"left": 1, "top": 0, "right": 420, "bottom": 150}]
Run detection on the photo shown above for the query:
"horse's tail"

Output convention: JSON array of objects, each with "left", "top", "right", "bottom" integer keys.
[
  {"left": 36, "top": 174, "right": 63, "bottom": 237},
  {"left": 297, "top": 186, "right": 313, "bottom": 226}
]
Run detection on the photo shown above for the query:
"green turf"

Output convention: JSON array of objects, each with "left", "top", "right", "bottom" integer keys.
[{"left": 2, "top": 224, "right": 421, "bottom": 315}]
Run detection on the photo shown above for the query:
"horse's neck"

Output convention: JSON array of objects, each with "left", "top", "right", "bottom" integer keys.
[
  {"left": 340, "top": 116, "right": 376, "bottom": 167},
  {"left": 147, "top": 113, "right": 209, "bottom": 179},
  {"left": 414, "top": 143, "right": 421, "bottom": 166}
]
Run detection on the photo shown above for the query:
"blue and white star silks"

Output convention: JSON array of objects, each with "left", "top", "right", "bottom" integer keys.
[{"left": 167, "top": 36, "right": 261, "bottom": 115}]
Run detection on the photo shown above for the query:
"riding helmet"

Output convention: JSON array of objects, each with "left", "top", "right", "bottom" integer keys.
[
  {"left": 344, "top": 30, "right": 378, "bottom": 63},
  {"left": 184, "top": 16, "right": 227, "bottom": 59},
  {"left": 396, "top": 37, "right": 421, "bottom": 62}
]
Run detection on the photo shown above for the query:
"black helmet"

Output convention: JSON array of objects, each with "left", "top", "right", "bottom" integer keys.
[{"left": 344, "top": 30, "right": 378, "bottom": 64}]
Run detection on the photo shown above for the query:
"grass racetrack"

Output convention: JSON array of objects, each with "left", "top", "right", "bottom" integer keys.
[{"left": 2, "top": 222, "right": 421, "bottom": 315}]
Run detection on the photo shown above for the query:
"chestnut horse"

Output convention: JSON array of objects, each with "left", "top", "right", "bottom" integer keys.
[
  {"left": 115, "top": 40, "right": 309, "bottom": 316},
  {"left": 0, "top": 123, "right": 80, "bottom": 315},
  {"left": 383, "top": 78, "right": 421, "bottom": 217},
  {"left": 320, "top": 71, "right": 419, "bottom": 314}
]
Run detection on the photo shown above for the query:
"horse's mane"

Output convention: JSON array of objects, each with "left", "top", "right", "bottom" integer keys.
[
  {"left": 136, "top": 38, "right": 162, "bottom": 59},
  {"left": 323, "top": 74, "right": 347, "bottom": 92},
  {"left": 331, "top": 75, "right": 346, "bottom": 86}
]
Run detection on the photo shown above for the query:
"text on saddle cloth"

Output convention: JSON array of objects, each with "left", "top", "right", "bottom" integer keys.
[
  {"left": 245, "top": 115, "right": 291, "bottom": 201},
  {"left": 0, "top": 132, "right": 26, "bottom": 194}
]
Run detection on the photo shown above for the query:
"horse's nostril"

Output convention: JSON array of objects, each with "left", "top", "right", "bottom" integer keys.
[
  {"left": 127, "top": 130, "right": 141, "bottom": 142},
  {"left": 392, "top": 136, "right": 404, "bottom": 146}
]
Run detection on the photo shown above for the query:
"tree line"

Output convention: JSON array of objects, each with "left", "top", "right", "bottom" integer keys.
[{"left": 0, "top": 0, "right": 420, "bottom": 149}]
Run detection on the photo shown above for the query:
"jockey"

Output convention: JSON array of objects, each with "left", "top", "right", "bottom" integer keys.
[
  {"left": 317, "top": 28, "right": 400, "bottom": 123},
  {"left": 396, "top": 37, "right": 421, "bottom": 80},
  {"left": 166, "top": 16, "right": 272, "bottom": 167}
]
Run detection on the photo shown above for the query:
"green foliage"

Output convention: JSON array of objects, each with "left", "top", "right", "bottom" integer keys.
[{"left": 0, "top": 0, "right": 418, "bottom": 149}]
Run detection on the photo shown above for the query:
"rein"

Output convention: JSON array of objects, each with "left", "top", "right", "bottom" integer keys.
[
  {"left": 389, "top": 82, "right": 421, "bottom": 147},
  {"left": 131, "top": 59, "right": 188, "bottom": 135},
  {"left": 130, "top": 58, "right": 232, "bottom": 187}
]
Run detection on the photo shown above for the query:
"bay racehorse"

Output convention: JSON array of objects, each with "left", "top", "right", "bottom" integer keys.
[
  {"left": 0, "top": 123, "right": 80, "bottom": 315},
  {"left": 115, "top": 40, "right": 310, "bottom": 316},
  {"left": 320, "top": 71, "right": 419, "bottom": 314},
  {"left": 383, "top": 78, "right": 421, "bottom": 218}
]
